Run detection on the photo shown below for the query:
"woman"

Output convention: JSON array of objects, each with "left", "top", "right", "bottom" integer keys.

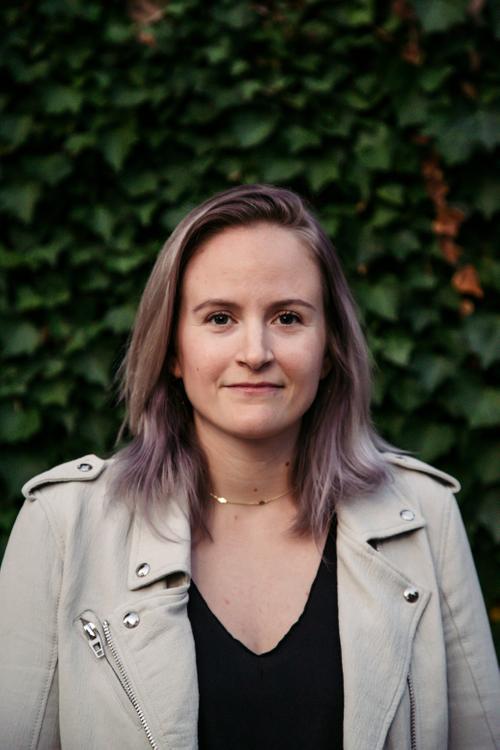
[{"left": 0, "top": 184, "right": 498, "bottom": 749}]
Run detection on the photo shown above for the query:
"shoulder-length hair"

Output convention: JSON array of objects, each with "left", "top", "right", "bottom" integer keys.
[{"left": 110, "top": 183, "right": 393, "bottom": 541}]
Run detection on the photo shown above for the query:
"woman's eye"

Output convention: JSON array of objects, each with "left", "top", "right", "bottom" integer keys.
[
  {"left": 277, "top": 311, "right": 300, "bottom": 325},
  {"left": 208, "top": 313, "right": 232, "bottom": 326}
]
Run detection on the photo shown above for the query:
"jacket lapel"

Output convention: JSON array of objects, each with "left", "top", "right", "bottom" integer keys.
[
  {"left": 127, "top": 493, "right": 192, "bottom": 591},
  {"left": 336, "top": 481, "right": 431, "bottom": 750}
]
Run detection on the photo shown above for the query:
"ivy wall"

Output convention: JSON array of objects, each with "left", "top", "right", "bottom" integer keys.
[{"left": 1, "top": 0, "right": 499, "bottom": 642}]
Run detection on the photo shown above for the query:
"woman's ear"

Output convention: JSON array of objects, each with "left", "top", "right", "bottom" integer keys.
[{"left": 170, "top": 355, "right": 182, "bottom": 380}]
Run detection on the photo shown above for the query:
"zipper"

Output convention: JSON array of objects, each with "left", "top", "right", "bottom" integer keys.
[
  {"left": 81, "top": 618, "right": 105, "bottom": 659},
  {"left": 407, "top": 672, "right": 417, "bottom": 750},
  {"left": 80, "top": 617, "right": 159, "bottom": 750}
]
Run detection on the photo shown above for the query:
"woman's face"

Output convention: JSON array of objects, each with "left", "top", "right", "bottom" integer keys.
[{"left": 172, "top": 222, "right": 330, "bottom": 446}]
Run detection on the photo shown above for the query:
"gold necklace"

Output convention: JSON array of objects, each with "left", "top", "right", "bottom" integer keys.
[{"left": 209, "top": 488, "right": 290, "bottom": 506}]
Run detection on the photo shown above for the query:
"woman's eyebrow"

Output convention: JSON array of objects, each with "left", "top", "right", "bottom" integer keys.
[{"left": 192, "top": 298, "right": 317, "bottom": 313}]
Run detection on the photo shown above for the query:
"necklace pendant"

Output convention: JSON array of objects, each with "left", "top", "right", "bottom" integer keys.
[{"left": 216, "top": 496, "right": 228, "bottom": 504}]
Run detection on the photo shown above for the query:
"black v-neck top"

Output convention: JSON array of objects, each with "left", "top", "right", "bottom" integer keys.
[{"left": 187, "top": 520, "right": 343, "bottom": 749}]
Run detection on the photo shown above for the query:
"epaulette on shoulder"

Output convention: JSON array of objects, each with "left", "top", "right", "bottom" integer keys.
[
  {"left": 383, "top": 452, "right": 461, "bottom": 493},
  {"left": 22, "top": 455, "right": 106, "bottom": 500}
]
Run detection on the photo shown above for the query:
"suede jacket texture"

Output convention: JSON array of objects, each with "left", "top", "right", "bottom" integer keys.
[{"left": 0, "top": 452, "right": 499, "bottom": 750}]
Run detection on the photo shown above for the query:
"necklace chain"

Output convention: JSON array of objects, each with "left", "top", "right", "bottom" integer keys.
[{"left": 209, "top": 488, "right": 290, "bottom": 506}]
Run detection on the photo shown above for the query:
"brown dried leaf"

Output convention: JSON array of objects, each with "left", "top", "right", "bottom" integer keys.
[
  {"left": 452, "top": 264, "right": 484, "bottom": 298},
  {"left": 402, "top": 39, "right": 424, "bottom": 65},
  {"left": 422, "top": 157, "right": 443, "bottom": 182},
  {"left": 459, "top": 299, "right": 475, "bottom": 317},
  {"left": 392, "top": 0, "right": 415, "bottom": 20},
  {"left": 440, "top": 238, "right": 462, "bottom": 265},
  {"left": 433, "top": 206, "right": 465, "bottom": 237},
  {"left": 137, "top": 30, "right": 156, "bottom": 46},
  {"left": 461, "top": 82, "right": 478, "bottom": 99},
  {"left": 128, "top": 0, "right": 165, "bottom": 25}
]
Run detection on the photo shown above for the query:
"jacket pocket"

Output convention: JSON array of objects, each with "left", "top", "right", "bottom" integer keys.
[
  {"left": 76, "top": 609, "right": 160, "bottom": 749},
  {"left": 75, "top": 585, "right": 198, "bottom": 750}
]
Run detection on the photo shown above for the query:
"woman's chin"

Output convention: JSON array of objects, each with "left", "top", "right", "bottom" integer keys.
[{"left": 224, "top": 419, "right": 299, "bottom": 443}]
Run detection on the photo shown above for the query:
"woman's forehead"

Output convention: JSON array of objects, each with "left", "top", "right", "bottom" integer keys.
[{"left": 183, "top": 223, "right": 322, "bottom": 291}]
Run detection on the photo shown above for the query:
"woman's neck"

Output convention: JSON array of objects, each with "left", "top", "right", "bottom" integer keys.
[{"left": 195, "top": 421, "right": 297, "bottom": 506}]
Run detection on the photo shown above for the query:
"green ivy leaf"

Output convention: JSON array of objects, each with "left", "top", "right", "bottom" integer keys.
[
  {"left": 478, "top": 493, "right": 500, "bottom": 543},
  {"left": 33, "top": 381, "right": 72, "bottom": 407},
  {"left": 419, "top": 66, "right": 454, "bottom": 93},
  {"left": 380, "top": 334, "right": 414, "bottom": 367},
  {"left": 390, "top": 376, "right": 427, "bottom": 411},
  {"left": 475, "top": 179, "right": 500, "bottom": 219},
  {"left": 230, "top": 111, "right": 278, "bottom": 147},
  {"left": 355, "top": 124, "right": 392, "bottom": 170},
  {"left": 65, "top": 132, "right": 97, "bottom": 155},
  {"left": 284, "top": 126, "right": 322, "bottom": 154},
  {"left": 411, "top": 353, "right": 454, "bottom": 392},
  {"left": 71, "top": 352, "right": 112, "bottom": 388},
  {"left": 0, "top": 182, "right": 41, "bottom": 222},
  {"left": 0, "top": 114, "right": 32, "bottom": 153},
  {"left": 403, "top": 421, "right": 456, "bottom": 461},
  {"left": 469, "top": 389, "right": 500, "bottom": 428},
  {"left": 100, "top": 127, "right": 137, "bottom": 171},
  {"left": 0, "top": 322, "right": 40, "bottom": 357},
  {"left": 376, "top": 184, "right": 404, "bottom": 205},
  {"left": 42, "top": 85, "right": 83, "bottom": 114},
  {"left": 412, "top": 0, "right": 467, "bottom": 32},
  {"left": 306, "top": 158, "right": 340, "bottom": 192},
  {"left": 0, "top": 402, "right": 41, "bottom": 443},
  {"left": 25, "top": 154, "right": 73, "bottom": 186},
  {"left": 103, "top": 306, "right": 136, "bottom": 333},
  {"left": 359, "top": 277, "right": 400, "bottom": 321},
  {"left": 261, "top": 158, "right": 303, "bottom": 182},
  {"left": 92, "top": 206, "right": 116, "bottom": 241},
  {"left": 464, "top": 314, "right": 500, "bottom": 369},
  {"left": 475, "top": 444, "right": 500, "bottom": 485}
]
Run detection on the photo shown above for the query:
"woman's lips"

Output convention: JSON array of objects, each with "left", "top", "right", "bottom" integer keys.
[{"left": 225, "top": 383, "right": 283, "bottom": 393}]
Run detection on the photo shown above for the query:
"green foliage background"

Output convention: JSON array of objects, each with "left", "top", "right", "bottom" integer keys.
[{"left": 1, "top": 0, "right": 499, "bottom": 640}]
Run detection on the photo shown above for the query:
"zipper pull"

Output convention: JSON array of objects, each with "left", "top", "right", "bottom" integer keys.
[{"left": 80, "top": 618, "right": 105, "bottom": 659}]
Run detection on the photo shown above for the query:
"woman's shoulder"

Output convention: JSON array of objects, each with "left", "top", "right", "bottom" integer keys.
[
  {"left": 378, "top": 451, "right": 463, "bottom": 549},
  {"left": 381, "top": 451, "right": 461, "bottom": 494},
  {"left": 20, "top": 454, "right": 118, "bottom": 531},
  {"left": 21, "top": 454, "right": 110, "bottom": 500}
]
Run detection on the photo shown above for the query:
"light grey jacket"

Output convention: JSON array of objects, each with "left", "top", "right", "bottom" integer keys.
[{"left": 0, "top": 452, "right": 498, "bottom": 749}]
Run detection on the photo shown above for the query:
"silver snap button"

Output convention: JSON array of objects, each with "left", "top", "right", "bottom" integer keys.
[
  {"left": 403, "top": 587, "right": 419, "bottom": 603},
  {"left": 123, "top": 611, "right": 140, "bottom": 628},
  {"left": 77, "top": 462, "right": 92, "bottom": 472},
  {"left": 400, "top": 509, "right": 415, "bottom": 521},
  {"left": 136, "top": 563, "right": 150, "bottom": 578}
]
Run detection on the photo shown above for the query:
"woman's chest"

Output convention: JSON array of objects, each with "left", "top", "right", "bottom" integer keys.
[{"left": 190, "top": 530, "right": 329, "bottom": 654}]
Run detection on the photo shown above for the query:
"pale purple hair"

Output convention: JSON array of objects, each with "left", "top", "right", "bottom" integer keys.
[{"left": 110, "top": 184, "right": 394, "bottom": 540}]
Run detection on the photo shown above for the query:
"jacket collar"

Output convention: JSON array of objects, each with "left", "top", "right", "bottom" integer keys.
[{"left": 336, "top": 471, "right": 426, "bottom": 542}]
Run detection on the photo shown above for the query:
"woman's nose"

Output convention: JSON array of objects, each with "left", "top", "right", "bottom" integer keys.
[{"left": 236, "top": 323, "right": 274, "bottom": 370}]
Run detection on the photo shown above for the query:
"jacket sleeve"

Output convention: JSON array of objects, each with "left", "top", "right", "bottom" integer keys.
[
  {"left": 438, "top": 492, "right": 500, "bottom": 748},
  {"left": 0, "top": 498, "right": 62, "bottom": 749}
]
